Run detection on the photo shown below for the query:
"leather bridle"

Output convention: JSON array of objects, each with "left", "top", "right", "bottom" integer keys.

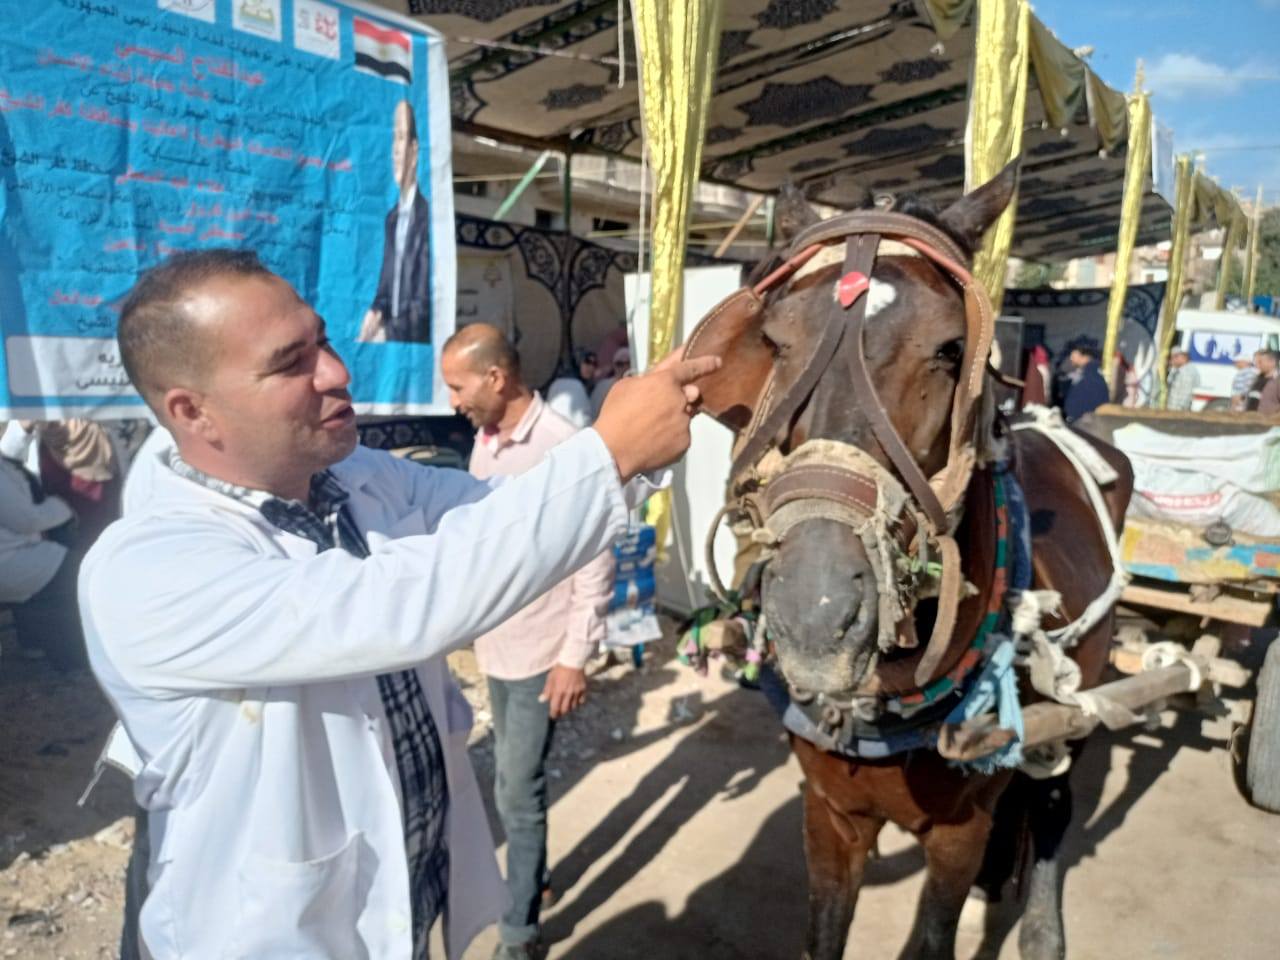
[{"left": 685, "top": 209, "right": 997, "bottom": 692}]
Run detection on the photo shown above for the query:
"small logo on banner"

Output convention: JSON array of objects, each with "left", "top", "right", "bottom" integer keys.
[
  {"left": 353, "top": 17, "right": 412, "bottom": 85},
  {"left": 234, "top": 0, "right": 282, "bottom": 42},
  {"left": 158, "top": 0, "right": 215, "bottom": 23},
  {"left": 294, "top": 0, "right": 340, "bottom": 60}
]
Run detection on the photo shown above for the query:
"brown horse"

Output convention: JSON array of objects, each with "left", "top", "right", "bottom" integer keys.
[{"left": 687, "top": 165, "right": 1132, "bottom": 959}]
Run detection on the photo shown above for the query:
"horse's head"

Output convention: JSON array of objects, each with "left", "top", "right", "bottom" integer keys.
[{"left": 694, "top": 164, "right": 1018, "bottom": 702}]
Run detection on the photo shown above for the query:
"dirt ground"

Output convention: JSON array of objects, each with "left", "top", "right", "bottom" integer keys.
[{"left": 3, "top": 630, "right": 1279, "bottom": 960}]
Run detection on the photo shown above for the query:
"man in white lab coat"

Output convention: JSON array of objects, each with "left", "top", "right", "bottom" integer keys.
[{"left": 79, "top": 249, "right": 716, "bottom": 959}]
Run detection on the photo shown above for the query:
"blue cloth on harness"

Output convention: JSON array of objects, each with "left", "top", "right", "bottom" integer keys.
[{"left": 942, "top": 460, "right": 1034, "bottom": 774}]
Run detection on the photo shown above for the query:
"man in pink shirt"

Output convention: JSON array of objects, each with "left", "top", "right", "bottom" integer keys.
[{"left": 441, "top": 325, "right": 614, "bottom": 959}]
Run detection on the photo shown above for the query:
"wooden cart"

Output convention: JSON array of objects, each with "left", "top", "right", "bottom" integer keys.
[{"left": 1078, "top": 405, "right": 1280, "bottom": 813}]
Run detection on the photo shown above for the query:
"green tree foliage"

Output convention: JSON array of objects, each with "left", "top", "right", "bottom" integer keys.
[
  {"left": 1254, "top": 208, "right": 1280, "bottom": 299},
  {"left": 1010, "top": 260, "right": 1067, "bottom": 289}
]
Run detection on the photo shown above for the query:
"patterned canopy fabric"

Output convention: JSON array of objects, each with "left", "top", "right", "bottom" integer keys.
[{"left": 386, "top": 0, "right": 1199, "bottom": 261}]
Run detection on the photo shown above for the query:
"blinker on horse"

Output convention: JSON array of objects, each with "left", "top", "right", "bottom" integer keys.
[{"left": 684, "top": 162, "right": 1133, "bottom": 960}]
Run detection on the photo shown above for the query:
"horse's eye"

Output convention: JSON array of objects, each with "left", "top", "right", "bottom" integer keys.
[{"left": 935, "top": 339, "right": 964, "bottom": 364}]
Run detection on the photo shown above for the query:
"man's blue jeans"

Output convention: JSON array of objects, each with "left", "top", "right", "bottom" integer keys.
[{"left": 487, "top": 671, "right": 556, "bottom": 947}]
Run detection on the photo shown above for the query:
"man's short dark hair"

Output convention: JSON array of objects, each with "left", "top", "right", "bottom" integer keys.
[
  {"left": 1260, "top": 349, "right": 1279, "bottom": 364},
  {"left": 117, "top": 249, "right": 274, "bottom": 414},
  {"left": 1073, "top": 344, "right": 1100, "bottom": 360}
]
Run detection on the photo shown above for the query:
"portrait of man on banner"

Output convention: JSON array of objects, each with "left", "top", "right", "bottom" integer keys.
[{"left": 359, "top": 99, "right": 432, "bottom": 343}]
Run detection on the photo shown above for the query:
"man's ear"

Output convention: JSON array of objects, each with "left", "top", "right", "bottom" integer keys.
[
  {"left": 164, "top": 387, "right": 217, "bottom": 444},
  {"left": 937, "top": 159, "right": 1020, "bottom": 251}
]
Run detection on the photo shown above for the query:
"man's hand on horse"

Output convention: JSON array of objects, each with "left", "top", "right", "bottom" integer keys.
[
  {"left": 540, "top": 665, "right": 588, "bottom": 719},
  {"left": 594, "top": 352, "right": 721, "bottom": 480}
]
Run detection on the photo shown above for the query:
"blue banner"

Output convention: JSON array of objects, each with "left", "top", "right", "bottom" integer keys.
[{"left": 0, "top": 0, "right": 456, "bottom": 418}]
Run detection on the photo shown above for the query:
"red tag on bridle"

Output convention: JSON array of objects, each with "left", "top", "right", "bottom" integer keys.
[{"left": 838, "top": 271, "right": 870, "bottom": 309}]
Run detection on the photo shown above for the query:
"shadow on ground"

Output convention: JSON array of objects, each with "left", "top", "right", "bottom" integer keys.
[{"left": 0, "top": 654, "right": 133, "bottom": 871}]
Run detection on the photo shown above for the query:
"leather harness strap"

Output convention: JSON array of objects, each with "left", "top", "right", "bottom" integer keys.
[
  {"left": 840, "top": 231, "right": 950, "bottom": 535},
  {"left": 730, "top": 234, "right": 872, "bottom": 480},
  {"left": 786, "top": 210, "right": 969, "bottom": 269},
  {"left": 763, "top": 462, "right": 919, "bottom": 552}
]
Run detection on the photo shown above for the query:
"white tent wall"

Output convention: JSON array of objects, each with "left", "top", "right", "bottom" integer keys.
[{"left": 626, "top": 266, "right": 744, "bottom": 617}]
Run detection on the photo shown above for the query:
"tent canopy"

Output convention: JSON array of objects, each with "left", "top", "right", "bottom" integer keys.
[{"left": 392, "top": 0, "right": 1182, "bottom": 261}]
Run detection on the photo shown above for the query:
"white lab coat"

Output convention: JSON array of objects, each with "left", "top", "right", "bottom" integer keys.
[{"left": 81, "top": 428, "right": 637, "bottom": 959}]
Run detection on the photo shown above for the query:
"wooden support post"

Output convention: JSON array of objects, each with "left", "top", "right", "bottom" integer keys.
[
  {"left": 713, "top": 194, "right": 765, "bottom": 258},
  {"left": 1020, "top": 662, "right": 1199, "bottom": 748}
]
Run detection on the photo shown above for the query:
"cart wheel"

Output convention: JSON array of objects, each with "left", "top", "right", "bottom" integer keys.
[{"left": 1247, "top": 640, "right": 1280, "bottom": 814}]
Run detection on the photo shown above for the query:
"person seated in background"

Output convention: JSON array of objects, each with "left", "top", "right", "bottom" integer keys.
[
  {"left": 1062, "top": 344, "right": 1108, "bottom": 422},
  {"left": 1232, "top": 354, "right": 1259, "bottom": 412},
  {"left": 0, "top": 439, "right": 82, "bottom": 668},
  {"left": 546, "top": 348, "right": 597, "bottom": 430},
  {"left": 578, "top": 350, "right": 599, "bottom": 386},
  {"left": 2, "top": 419, "right": 121, "bottom": 547},
  {"left": 590, "top": 345, "right": 632, "bottom": 420},
  {"left": 1164, "top": 349, "right": 1199, "bottom": 411}
]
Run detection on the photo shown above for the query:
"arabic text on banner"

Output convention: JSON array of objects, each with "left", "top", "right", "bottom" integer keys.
[{"left": 0, "top": 0, "right": 456, "bottom": 418}]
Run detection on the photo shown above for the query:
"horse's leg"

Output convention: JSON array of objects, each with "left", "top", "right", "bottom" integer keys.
[
  {"left": 899, "top": 809, "right": 997, "bottom": 960},
  {"left": 802, "top": 780, "right": 882, "bottom": 960},
  {"left": 973, "top": 772, "right": 1027, "bottom": 901},
  {"left": 1016, "top": 771, "right": 1073, "bottom": 960}
]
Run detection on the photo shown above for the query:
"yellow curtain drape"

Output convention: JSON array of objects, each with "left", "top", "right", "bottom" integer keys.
[
  {"left": 1101, "top": 91, "right": 1152, "bottom": 390},
  {"left": 632, "top": 0, "right": 724, "bottom": 556},
  {"left": 1154, "top": 154, "right": 1195, "bottom": 407},
  {"left": 1214, "top": 210, "right": 1244, "bottom": 311},
  {"left": 1027, "top": 15, "right": 1086, "bottom": 131},
  {"left": 922, "top": 0, "right": 975, "bottom": 40},
  {"left": 966, "top": 0, "right": 1031, "bottom": 306},
  {"left": 1085, "top": 69, "right": 1130, "bottom": 153}
]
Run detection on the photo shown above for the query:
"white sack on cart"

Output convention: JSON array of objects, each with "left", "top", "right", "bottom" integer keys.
[
  {"left": 1112, "top": 424, "right": 1280, "bottom": 493},
  {"left": 1127, "top": 458, "right": 1280, "bottom": 537}
]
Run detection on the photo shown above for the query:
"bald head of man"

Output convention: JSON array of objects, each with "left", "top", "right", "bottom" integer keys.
[{"left": 440, "top": 324, "right": 527, "bottom": 430}]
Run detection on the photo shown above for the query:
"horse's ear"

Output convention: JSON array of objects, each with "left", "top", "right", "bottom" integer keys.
[
  {"left": 773, "top": 181, "right": 821, "bottom": 246},
  {"left": 682, "top": 288, "right": 772, "bottom": 432},
  {"left": 936, "top": 159, "right": 1020, "bottom": 251}
]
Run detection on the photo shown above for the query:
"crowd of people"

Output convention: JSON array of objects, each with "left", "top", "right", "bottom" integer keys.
[{"left": 1017, "top": 339, "right": 1280, "bottom": 421}]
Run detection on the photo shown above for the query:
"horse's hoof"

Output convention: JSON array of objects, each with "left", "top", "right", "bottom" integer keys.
[{"left": 1017, "top": 916, "right": 1065, "bottom": 960}]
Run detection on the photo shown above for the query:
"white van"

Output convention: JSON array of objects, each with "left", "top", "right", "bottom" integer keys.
[{"left": 1175, "top": 309, "right": 1280, "bottom": 410}]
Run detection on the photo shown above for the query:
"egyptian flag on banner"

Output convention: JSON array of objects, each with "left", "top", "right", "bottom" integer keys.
[{"left": 353, "top": 17, "right": 412, "bottom": 85}]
